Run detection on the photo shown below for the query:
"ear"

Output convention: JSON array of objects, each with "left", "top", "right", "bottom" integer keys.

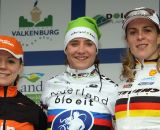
[
  {"left": 157, "top": 34, "right": 160, "bottom": 45},
  {"left": 18, "top": 64, "right": 23, "bottom": 75},
  {"left": 124, "top": 37, "right": 130, "bottom": 48}
]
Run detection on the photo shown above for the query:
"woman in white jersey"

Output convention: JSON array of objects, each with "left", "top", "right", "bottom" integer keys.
[
  {"left": 41, "top": 16, "right": 118, "bottom": 130},
  {"left": 115, "top": 7, "right": 160, "bottom": 130}
]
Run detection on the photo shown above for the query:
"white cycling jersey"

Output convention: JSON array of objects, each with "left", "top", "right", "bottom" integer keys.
[
  {"left": 115, "top": 60, "right": 160, "bottom": 130},
  {"left": 41, "top": 65, "right": 118, "bottom": 130}
]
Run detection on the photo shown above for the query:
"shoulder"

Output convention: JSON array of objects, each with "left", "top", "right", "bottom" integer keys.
[
  {"left": 16, "top": 92, "right": 47, "bottom": 130},
  {"left": 46, "top": 72, "right": 65, "bottom": 83},
  {"left": 101, "top": 75, "right": 118, "bottom": 87},
  {"left": 17, "top": 91, "right": 41, "bottom": 109},
  {"left": 44, "top": 72, "right": 69, "bottom": 89}
]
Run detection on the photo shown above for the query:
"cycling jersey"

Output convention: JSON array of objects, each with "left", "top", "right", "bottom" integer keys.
[
  {"left": 115, "top": 60, "right": 160, "bottom": 130},
  {"left": 41, "top": 65, "right": 118, "bottom": 130},
  {"left": 0, "top": 85, "right": 47, "bottom": 130}
]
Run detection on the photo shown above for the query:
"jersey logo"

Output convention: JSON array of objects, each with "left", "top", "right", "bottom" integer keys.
[
  {"left": 0, "top": 123, "right": 15, "bottom": 130},
  {"left": 138, "top": 77, "right": 155, "bottom": 86},
  {"left": 149, "top": 69, "right": 157, "bottom": 76},
  {"left": 89, "top": 84, "right": 98, "bottom": 88},
  {"left": 51, "top": 109, "right": 93, "bottom": 130}
]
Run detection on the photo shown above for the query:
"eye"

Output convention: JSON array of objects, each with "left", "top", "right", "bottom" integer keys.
[
  {"left": 8, "top": 58, "right": 17, "bottom": 64},
  {"left": 128, "top": 30, "right": 136, "bottom": 35},
  {"left": 127, "top": 28, "right": 137, "bottom": 35},
  {"left": 144, "top": 28, "right": 152, "bottom": 32},
  {"left": 69, "top": 41, "right": 79, "bottom": 47},
  {"left": 85, "top": 40, "right": 94, "bottom": 46}
]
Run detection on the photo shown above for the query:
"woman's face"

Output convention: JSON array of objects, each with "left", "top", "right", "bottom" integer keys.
[
  {"left": 126, "top": 18, "right": 160, "bottom": 61},
  {"left": 0, "top": 50, "right": 22, "bottom": 86},
  {"left": 65, "top": 37, "right": 97, "bottom": 70}
]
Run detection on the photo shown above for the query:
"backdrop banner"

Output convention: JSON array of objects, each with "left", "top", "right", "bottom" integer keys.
[{"left": 0, "top": 0, "right": 159, "bottom": 104}]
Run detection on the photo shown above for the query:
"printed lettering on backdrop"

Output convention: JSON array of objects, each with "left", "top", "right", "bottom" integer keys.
[{"left": 0, "top": 0, "right": 71, "bottom": 104}]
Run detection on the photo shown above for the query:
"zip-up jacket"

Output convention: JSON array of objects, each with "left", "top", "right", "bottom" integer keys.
[
  {"left": 115, "top": 60, "right": 160, "bottom": 130},
  {"left": 41, "top": 65, "right": 118, "bottom": 130},
  {"left": 0, "top": 85, "right": 47, "bottom": 130}
]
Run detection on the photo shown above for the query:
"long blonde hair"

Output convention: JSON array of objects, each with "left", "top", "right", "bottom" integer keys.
[{"left": 121, "top": 44, "right": 160, "bottom": 82}]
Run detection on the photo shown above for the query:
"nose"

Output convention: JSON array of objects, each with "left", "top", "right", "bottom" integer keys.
[
  {"left": 77, "top": 44, "right": 85, "bottom": 54},
  {"left": 137, "top": 31, "right": 144, "bottom": 40},
  {"left": 0, "top": 60, "right": 6, "bottom": 69}
]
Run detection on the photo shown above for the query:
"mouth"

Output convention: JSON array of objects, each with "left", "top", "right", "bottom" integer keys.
[
  {"left": 75, "top": 56, "right": 88, "bottom": 61},
  {"left": 0, "top": 73, "right": 9, "bottom": 77},
  {"left": 136, "top": 44, "right": 148, "bottom": 49}
]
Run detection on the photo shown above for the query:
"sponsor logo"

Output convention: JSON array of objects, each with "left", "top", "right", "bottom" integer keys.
[
  {"left": 20, "top": 72, "right": 44, "bottom": 93},
  {"left": 138, "top": 82, "right": 154, "bottom": 85},
  {"left": 51, "top": 87, "right": 109, "bottom": 106},
  {"left": 89, "top": 84, "right": 98, "bottom": 88},
  {"left": 138, "top": 77, "right": 155, "bottom": 86},
  {"left": 0, "top": 39, "right": 14, "bottom": 46},
  {"left": 11, "top": 0, "right": 59, "bottom": 47},
  {"left": 149, "top": 69, "right": 157, "bottom": 76},
  {"left": 20, "top": 72, "right": 45, "bottom": 104},
  {"left": 119, "top": 88, "right": 160, "bottom": 96},
  {"left": 93, "top": 12, "right": 125, "bottom": 26},
  {"left": 0, "top": 123, "right": 14, "bottom": 130},
  {"left": 21, "top": 72, "right": 44, "bottom": 82},
  {"left": 93, "top": 15, "right": 112, "bottom": 26},
  {"left": 51, "top": 110, "right": 93, "bottom": 130}
]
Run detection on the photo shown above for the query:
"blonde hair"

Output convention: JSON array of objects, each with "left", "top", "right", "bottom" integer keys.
[
  {"left": 122, "top": 22, "right": 160, "bottom": 82},
  {"left": 121, "top": 47, "right": 160, "bottom": 82}
]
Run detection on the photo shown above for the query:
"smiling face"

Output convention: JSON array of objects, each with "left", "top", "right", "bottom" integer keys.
[
  {"left": 65, "top": 37, "right": 97, "bottom": 70},
  {"left": 126, "top": 18, "right": 160, "bottom": 62},
  {"left": 0, "top": 50, "right": 22, "bottom": 86}
]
